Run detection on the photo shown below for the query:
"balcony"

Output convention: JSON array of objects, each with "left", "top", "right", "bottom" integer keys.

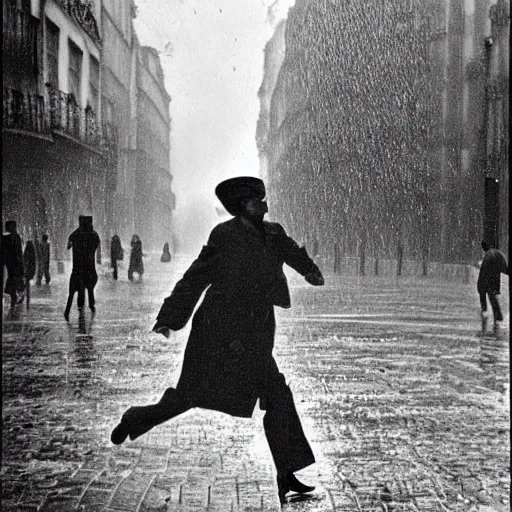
[
  {"left": 3, "top": 87, "right": 47, "bottom": 134},
  {"left": 47, "top": 87, "right": 101, "bottom": 147},
  {"left": 3, "top": 86, "right": 113, "bottom": 152},
  {"left": 55, "top": 0, "right": 101, "bottom": 46},
  {"left": 2, "top": 2, "right": 39, "bottom": 73}
]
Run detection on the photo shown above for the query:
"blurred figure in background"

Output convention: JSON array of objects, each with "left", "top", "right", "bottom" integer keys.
[
  {"left": 36, "top": 234, "right": 51, "bottom": 286},
  {"left": 128, "top": 235, "right": 144, "bottom": 281},
  {"left": 2, "top": 220, "right": 25, "bottom": 309},
  {"left": 160, "top": 242, "right": 171, "bottom": 263},
  {"left": 110, "top": 235, "right": 124, "bottom": 280},
  {"left": 64, "top": 216, "right": 100, "bottom": 321},
  {"left": 478, "top": 240, "right": 509, "bottom": 336},
  {"left": 23, "top": 240, "right": 36, "bottom": 309}
]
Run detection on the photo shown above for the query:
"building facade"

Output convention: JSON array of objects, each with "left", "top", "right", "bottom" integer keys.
[
  {"left": 258, "top": 0, "right": 509, "bottom": 265},
  {"left": 2, "top": 0, "right": 175, "bottom": 267}
]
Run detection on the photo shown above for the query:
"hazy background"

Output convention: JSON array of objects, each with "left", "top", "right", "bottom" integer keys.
[{"left": 134, "top": 0, "right": 295, "bottom": 251}]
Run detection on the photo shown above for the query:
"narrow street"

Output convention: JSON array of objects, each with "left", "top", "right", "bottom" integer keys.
[{"left": 2, "top": 255, "right": 509, "bottom": 511}]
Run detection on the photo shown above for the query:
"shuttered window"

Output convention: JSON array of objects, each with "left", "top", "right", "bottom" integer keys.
[
  {"left": 46, "top": 19, "right": 59, "bottom": 87},
  {"left": 68, "top": 39, "right": 82, "bottom": 101}
]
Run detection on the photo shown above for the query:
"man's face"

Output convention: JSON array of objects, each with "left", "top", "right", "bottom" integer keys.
[{"left": 243, "top": 197, "right": 268, "bottom": 219}]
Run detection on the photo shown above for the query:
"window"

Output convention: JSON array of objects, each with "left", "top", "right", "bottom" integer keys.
[
  {"left": 68, "top": 39, "right": 82, "bottom": 101},
  {"left": 89, "top": 56, "right": 100, "bottom": 113},
  {"left": 46, "top": 19, "right": 60, "bottom": 88}
]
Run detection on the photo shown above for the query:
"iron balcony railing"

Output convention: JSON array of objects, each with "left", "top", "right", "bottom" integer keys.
[
  {"left": 2, "top": 1, "right": 39, "bottom": 73},
  {"left": 55, "top": 0, "right": 101, "bottom": 46},
  {"left": 3, "top": 86, "right": 116, "bottom": 151},
  {"left": 47, "top": 87, "right": 101, "bottom": 147},
  {"left": 3, "top": 87, "right": 47, "bottom": 134}
]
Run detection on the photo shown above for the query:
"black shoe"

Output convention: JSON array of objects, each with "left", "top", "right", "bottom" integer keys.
[
  {"left": 287, "top": 473, "right": 315, "bottom": 494},
  {"left": 111, "top": 421, "right": 129, "bottom": 445},
  {"left": 64, "top": 311, "right": 70, "bottom": 322},
  {"left": 90, "top": 306, "right": 96, "bottom": 314}
]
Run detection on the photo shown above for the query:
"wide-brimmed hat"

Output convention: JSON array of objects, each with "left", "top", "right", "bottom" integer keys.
[{"left": 215, "top": 177, "right": 266, "bottom": 216}]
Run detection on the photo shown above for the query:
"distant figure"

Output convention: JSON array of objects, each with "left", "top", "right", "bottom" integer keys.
[
  {"left": 478, "top": 240, "right": 509, "bottom": 335},
  {"left": 160, "top": 242, "right": 171, "bottom": 263},
  {"left": 2, "top": 220, "right": 25, "bottom": 308},
  {"left": 64, "top": 216, "right": 100, "bottom": 321},
  {"left": 111, "top": 177, "right": 324, "bottom": 505},
  {"left": 23, "top": 240, "right": 36, "bottom": 309},
  {"left": 36, "top": 234, "right": 51, "bottom": 285},
  {"left": 128, "top": 235, "right": 144, "bottom": 281},
  {"left": 110, "top": 235, "right": 124, "bottom": 280}
]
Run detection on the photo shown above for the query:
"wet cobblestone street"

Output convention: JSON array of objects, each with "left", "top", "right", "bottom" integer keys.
[{"left": 2, "top": 256, "right": 509, "bottom": 511}]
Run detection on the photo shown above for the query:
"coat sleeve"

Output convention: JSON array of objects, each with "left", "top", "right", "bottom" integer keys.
[
  {"left": 276, "top": 224, "right": 323, "bottom": 278},
  {"left": 154, "top": 242, "right": 220, "bottom": 331}
]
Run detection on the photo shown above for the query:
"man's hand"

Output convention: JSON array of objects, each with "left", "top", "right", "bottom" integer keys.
[
  {"left": 305, "top": 272, "right": 324, "bottom": 286},
  {"left": 153, "top": 325, "right": 171, "bottom": 338}
]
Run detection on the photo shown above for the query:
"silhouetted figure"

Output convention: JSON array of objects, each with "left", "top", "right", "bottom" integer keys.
[
  {"left": 128, "top": 235, "right": 144, "bottom": 281},
  {"left": 478, "top": 240, "right": 508, "bottom": 336},
  {"left": 36, "top": 234, "right": 51, "bottom": 285},
  {"left": 111, "top": 177, "right": 324, "bottom": 504},
  {"left": 2, "top": 220, "right": 25, "bottom": 308},
  {"left": 110, "top": 235, "right": 124, "bottom": 280},
  {"left": 23, "top": 240, "right": 36, "bottom": 309},
  {"left": 160, "top": 242, "right": 171, "bottom": 263},
  {"left": 64, "top": 216, "right": 100, "bottom": 321}
]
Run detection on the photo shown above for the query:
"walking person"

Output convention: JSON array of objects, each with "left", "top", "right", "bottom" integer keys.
[
  {"left": 478, "top": 240, "right": 509, "bottom": 336},
  {"left": 160, "top": 242, "right": 171, "bottom": 263},
  {"left": 128, "top": 234, "right": 144, "bottom": 281},
  {"left": 36, "top": 234, "right": 51, "bottom": 285},
  {"left": 2, "top": 220, "right": 25, "bottom": 309},
  {"left": 64, "top": 216, "right": 100, "bottom": 321},
  {"left": 23, "top": 240, "right": 36, "bottom": 309},
  {"left": 110, "top": 234, "right": 124, "bottom": 280},
  {"left": 111, "top": 177, "right": 324, "bottom": 504}
]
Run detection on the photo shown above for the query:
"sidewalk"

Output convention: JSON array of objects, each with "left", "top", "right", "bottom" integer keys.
[{"left": 2, "top": 256, "right": 509, "bottom": 511}]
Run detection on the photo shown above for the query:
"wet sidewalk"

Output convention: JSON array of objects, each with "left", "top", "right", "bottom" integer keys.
[{"left": 2, "top": 256, "right": 510, "bottom": 511}]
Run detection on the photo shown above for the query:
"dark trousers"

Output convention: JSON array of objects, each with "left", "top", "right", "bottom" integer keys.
[
  {"left": 36, "top": 262, "right": 51, "bottom": 285},
  {"left": 65, "top": 272, "right": 98, "bottom": 315},
  {"left": 120, "top": 365, "right": 315, "bottom": 474},
  {"left": 480, "top": 291, "right": 503, "bottom": 322}
]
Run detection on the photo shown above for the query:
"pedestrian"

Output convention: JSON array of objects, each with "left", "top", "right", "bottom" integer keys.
[
  {"left": 110, "top": 234, "right": 124, "bottom": 280},
  {"left": 64, "top": 216, "right": 100, "bottom": 321},
  {"left": 36, "top": 234, "right": 51, "bottom": 285},
  {"left": 2, "top": 220, "right": 25, "bottom": 308},
  {"left": 23, "top": 240, "right": 36, "bottom": 309},
  {"left": 111, "top": 177, "right": 324, "bottom": 504},
  {"left": 477, "top": 240, "right": 508, "bottom": 336},
  {"left": 128, "top": 234, "right": 144, "bottom": 281},
  {"left": 160, "top": 242, "right": 171, "bottom": 263}
]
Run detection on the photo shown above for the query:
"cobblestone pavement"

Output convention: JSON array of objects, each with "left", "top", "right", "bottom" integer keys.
[{"left": 2, "top": 255, "right": 509, "bottom": 511}]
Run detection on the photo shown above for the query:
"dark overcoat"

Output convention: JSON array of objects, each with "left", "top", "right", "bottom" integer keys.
[
  {"left": 129, "top": 240, "right": 144, "bottom": 275},
  {"left": 2, "top": 233, "right": 25, "bottom": 295},
  {"left": 155, "top": 217, "right": 322, "bottom": 418}
]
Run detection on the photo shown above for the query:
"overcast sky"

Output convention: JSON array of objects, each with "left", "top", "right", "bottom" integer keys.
[{"left": 134, "top": 0, "right": 294, "bottom": 239}]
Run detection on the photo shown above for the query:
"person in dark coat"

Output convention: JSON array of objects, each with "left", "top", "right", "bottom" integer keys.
[
  {"left": 160, "top": 242, "right": 171, "bottom": 263},
  {"left": 111, "top": 177, "right": 324, "bottom": 504},
  {"left": 23, "top": 240, "right": 37, "bottom": 309},
  {"left": 64, "top": 216, "right": 100, "bottom": 321},
  {"left": 2, "top": 220, "right": 25, "bottom": 308},
  {"left": 110, "top": 235, "right": 124, "bottom": 280},
  {"left": 477, "top": 240, "right": 508, "bottom": 335},
  {"left": 36, "top": 234, "right": 51, "bottom": 285},
  {"left": 128, "top": 234, "right": 144, "bottom": 280}
]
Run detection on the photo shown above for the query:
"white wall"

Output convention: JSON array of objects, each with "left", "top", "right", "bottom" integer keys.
[{"left": 45, "top": 0, "right": 101, "bottom": 112}]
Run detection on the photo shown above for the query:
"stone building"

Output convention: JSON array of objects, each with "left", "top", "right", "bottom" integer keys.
[
  {"left": 257, "top": 0, "right": 509, "bottom": 266},
  {"left": 134, "top": 46, "right": 174, "bottom": 250},
  {"left": 3, "top": 0, "right": 113, "bottom": 264},
  {"left": 2, "top": 0, "right": 175, "bottom": 267}
]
